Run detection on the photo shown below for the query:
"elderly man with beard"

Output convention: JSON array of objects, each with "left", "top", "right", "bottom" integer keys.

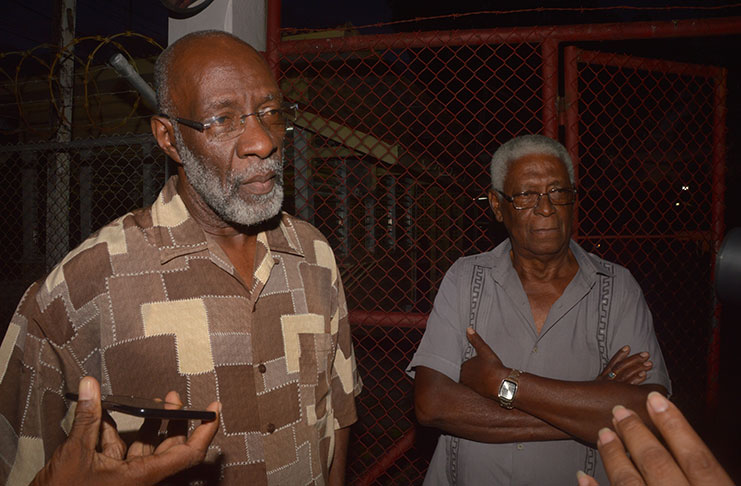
[{"left": 0, "top": 30, "right": 361, "bottom": 486}]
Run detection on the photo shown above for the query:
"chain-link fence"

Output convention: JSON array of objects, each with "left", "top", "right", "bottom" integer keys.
[
  {"left": 276, "top": 19, "right": 733, "bottom": 484},
  {"left": 0, "top": 17, "right": 737, "bottom": 485}
]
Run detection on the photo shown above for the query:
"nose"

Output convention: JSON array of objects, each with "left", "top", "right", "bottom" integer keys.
[
  {"left": 533, "top": 192, "right": 556, "bottom": 216},
  {"left": 235, "top": 115, "right": 279, "bottom": 160}
]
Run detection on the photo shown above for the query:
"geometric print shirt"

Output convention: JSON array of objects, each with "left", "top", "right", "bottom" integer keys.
[{"left": 0, "top": 175, "right": 362, "bottom": 486}]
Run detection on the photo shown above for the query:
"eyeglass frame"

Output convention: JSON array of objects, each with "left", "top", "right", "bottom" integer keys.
[
  {"left": 495, "top": 187, "right": 578, "bottom": 210},
  {"left": 158, "top": 102, "right": 298, "bottom": 140}
]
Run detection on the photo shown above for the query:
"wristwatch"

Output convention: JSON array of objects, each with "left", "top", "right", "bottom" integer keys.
[{"left": 497, "top": 369, "right": 522, "bottom": 409}]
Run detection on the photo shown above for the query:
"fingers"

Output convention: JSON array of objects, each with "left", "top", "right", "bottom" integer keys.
[
  {"left": 644, "top": 392, "right": 734, "bottom": 486},
  {"left": 610, "top": 405, "right": 690, "bottom": 486},
  {"left": 68, "top": 376, "right": 103, "bottom": 451},
  {"left": 465, "top": 327, "right": 492, "bottom": 355},
  {"left": 596, "top": 426, "right": 649, "bottom": 486},
  {"left": 607, "top": 346, "right": 631, "bottom": 370},
  {"left": 99, "top": 412, "right": 126, "bottom": 459},
  {"left": 128, "top": 403, "right": 163, "bottom": 458},
  {"left": 185, "top": 401, "right": 220, "bottom": 453},
  {"left": 160, "top": 391, "right": 187, "bottom": 450},
  {"left": 576, "top": 470, "right": 600, "bottom": 486},
  {"left": 613, "top": 353, "right": 652, "bottom": 384},
  {"left": 132, "top": 401, "right": 221, "bottom": 485}
]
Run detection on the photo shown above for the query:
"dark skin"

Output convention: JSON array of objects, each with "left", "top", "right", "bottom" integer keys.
[
  {"left": 31, "top": 377, "right": 220, "bottom": 486},
  {"left": 415, "top": 153, "right": 666, "bottom": 445},
  {"left": 150, "top": 35, "right": 350, "bottom": 485},
  {"left": 578, "top": 392, "right": 733, "bottom": 486}
]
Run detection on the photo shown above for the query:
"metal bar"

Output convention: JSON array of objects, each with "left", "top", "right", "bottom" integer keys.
[
  {"left": 266, "top": 0, "right": 281, "bottom": 79},
  {"left": 563, "top": 46, "right": 580, "bottom": 238},
  {"left": 576, "top": 49, "right": 717, "bottom": 77},
  {"left": 349, "top": 310, "right": 428, "bottom": 328},
  {"left": 279, "top": 17, "right": 741, "bottom": 54},
  {"left": 354, "top": 429, "right": 416, "bottom": 486},
  {"left": 576, "top": 233, "right": 712, "bottom": 241},
  {"left": 541, "top": 38, "right": 559, "bottom": 138},
  {"left": 707, "top": 66, "right": 728, "bottom": 411},
  {"left": 0, "top": 134, "right": 154, "bottom": 153}
]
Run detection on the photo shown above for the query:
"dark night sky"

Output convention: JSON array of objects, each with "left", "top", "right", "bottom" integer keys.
[{"left": 4, "top": 0, "right": 741, "bottom": 50}]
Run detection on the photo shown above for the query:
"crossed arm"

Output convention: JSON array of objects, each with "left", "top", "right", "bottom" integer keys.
[{"left": 414, "top": 328, "right": 667, "bottom": 445}]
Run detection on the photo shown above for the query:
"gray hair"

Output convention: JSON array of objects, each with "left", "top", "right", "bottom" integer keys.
[
  {"left": 489, "top": 134, "right": 575, "bottom": 192},
  {"left": 153, "top": 30, "right": 249, "bottom": 115}
]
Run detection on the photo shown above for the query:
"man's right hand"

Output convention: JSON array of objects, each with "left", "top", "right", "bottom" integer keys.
[
  {"left": 31, "top": 376, "right": 220, "bottom": 486},
  {"left": 598, "top": 345, "right": 653, "bottom": 385}
]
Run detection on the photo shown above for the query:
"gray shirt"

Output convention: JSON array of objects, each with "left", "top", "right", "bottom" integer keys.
[{"left": 407, "top": 239, "right": 671, "bottom": 486}]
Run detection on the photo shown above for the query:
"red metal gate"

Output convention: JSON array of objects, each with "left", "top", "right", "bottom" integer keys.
[
  {"left": 564, "top": 46, "right": 726, "bottom": 414},
  {"left": 270, "top": 14, "right": 736, "bottom": 484}
]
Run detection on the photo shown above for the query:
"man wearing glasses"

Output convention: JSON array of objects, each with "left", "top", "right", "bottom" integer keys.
[
  {"left": 0, "top": 31, "right": 361, "bottom": 485},
  {"left": 408, "top": 134, "right": 670, "bottom": 485}
]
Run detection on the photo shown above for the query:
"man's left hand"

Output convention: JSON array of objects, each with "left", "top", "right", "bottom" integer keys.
[{"left": 459, "top": 327, "right": 507, "bottom": 399}]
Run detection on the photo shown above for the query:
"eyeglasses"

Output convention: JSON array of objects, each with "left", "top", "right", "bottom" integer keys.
[
  {"left": 496, "top": 187, "right": 577, "bottom": 210},
  {"left": 160, "top": 103, "right": 298, "bottom": 142}
]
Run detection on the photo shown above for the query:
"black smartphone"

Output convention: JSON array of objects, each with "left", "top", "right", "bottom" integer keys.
[{"left": 65, "top": 393, "right": 216, "bottom": 421}]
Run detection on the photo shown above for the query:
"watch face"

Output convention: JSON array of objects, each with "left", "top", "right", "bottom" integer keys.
[{"left": 499, "top": 379, "right": 517, "bottom": 401}]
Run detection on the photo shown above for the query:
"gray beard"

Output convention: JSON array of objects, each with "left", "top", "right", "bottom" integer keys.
[{"left": 173, "top": 127, "right": 284, "bottom": 227}]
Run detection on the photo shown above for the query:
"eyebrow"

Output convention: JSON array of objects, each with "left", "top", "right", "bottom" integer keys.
[{"left": 201, "top": 92, "right": 282, "bottom": 113}]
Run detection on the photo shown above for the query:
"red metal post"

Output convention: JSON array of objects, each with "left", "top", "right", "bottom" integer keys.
[
  {"left": 707, "top": 67, "right": 727, "bottom": 411},
  {"left": 541, "top": 38, "right": 559, "bottom": 139},
  {"left": 266, "top": 0, "right": 281, "bottom": 80},
  {"left": 563, "top": 46, "right": 580, "bottom": 237}
]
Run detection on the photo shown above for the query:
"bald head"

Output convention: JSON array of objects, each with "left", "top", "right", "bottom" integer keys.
[{"left": 153, "top": 30, "right": 271, "bottom": 116}]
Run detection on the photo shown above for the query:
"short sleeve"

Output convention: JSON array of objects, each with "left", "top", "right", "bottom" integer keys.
[
  {"left": 607, "top": 267, "right": 672, "bottom": 394},
  {"left": 329, "top": 268, "right": 362, "bottom": 430},
  {"left": 406, "top": 260, "right": 469, "bottom": 382}
]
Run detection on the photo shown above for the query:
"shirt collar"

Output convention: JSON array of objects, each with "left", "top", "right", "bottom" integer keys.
[
  {"left": 487, "top": 238, "right": 615, "bottom": 287},
  {"left": 150, "top": 176, "right": 305, "bottom": 265}
]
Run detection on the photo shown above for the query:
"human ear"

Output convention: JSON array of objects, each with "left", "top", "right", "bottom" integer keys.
[
  {"left": 488, "top": 190, "right": 504, "bottom": 222},
  {"left": 151, "top": 115, "right": 182, "bottom": 164}
]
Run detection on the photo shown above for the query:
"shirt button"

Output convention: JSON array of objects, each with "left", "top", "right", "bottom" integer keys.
[
  {"left": 517, "top": 443, "right": 524, "bottom": 450},
  {"left": 532, "top": 346, "right": 538, "bottom": 353},
  {"left": 266, "top": 423, "right": 276, "bottom": 434},
  {"left": 258, "top": 363, "right": 267, "bottom": 373}
]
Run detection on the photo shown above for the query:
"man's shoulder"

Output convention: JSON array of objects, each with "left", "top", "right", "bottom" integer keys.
[
  {"left": 449, "top": 242, "right": 509, "bottom": 272},
  {"left": 280, "top": 212, "right": 330, "bottom": 245},
  {"left": 35, "top": 207, "right": 154, "bottom": 302}
]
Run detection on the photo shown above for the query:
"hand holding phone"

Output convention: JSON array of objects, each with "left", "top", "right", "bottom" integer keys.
[
  {"left": 65, "top": 393, "right": 217, "bottom": 421},
  {"left": 31, "top": 377, "right": 220, "bottom": 486}
]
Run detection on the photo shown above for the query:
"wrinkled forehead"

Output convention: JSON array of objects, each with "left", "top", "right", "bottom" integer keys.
[
  {"left": 505, "top": 152, "right": 570, "bottom": 185},
  {"left": 169, "top": 36, "right": 280, "bottom": 113}
]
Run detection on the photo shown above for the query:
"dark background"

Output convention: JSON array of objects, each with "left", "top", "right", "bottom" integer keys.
[{"left": 3, "top": 0, "right": 740, "bottom": 480}]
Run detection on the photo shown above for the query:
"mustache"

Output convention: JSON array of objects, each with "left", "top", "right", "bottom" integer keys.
[{"left": 229, "top": 154, "right": 283, "bottom": 184}]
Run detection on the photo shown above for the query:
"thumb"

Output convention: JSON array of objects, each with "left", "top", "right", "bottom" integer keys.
[
  {"left": 466, "top": 327, "right": 492, "bottom": 355},
  {"left": 576, "top": 470, "right": 599, "bottom": 486},
  {"left": 68, "top": 376, "right": 102, "bottom": 451}
]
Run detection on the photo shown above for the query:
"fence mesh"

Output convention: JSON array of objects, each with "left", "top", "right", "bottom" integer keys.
[
  {"left": 0, "top": 22, "right": 729, "bottom": 485},
  {"left": 566, "top": 47, "right": 722, "bottom": 422}
]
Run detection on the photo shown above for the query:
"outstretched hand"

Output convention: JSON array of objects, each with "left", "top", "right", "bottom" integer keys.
[
  {"left": 31, "top": 377, "right": 220, "bottom": 486},
  {"left": 597, "top": 345, "right": 653, "bottom": 385},
  {"left": 459, "top": 327, "right": 507, "bottom": 399},
  {"left": 576, "top": 392, "right": 733, "bottom": 486}
]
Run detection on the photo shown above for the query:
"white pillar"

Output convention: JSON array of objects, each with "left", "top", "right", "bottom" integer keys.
[{"left": 168, "top": 0, "right": 267, "bottom": 51}]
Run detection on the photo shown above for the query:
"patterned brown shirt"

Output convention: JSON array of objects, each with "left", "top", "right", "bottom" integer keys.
[{"left": 0, "top": 176, "right": 362, "bottom": 485}]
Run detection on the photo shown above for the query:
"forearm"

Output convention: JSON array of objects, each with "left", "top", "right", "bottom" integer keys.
[
  {"left": 414, "top": 366, "right": 568, "bottom": 443},
  {"left": 513, "top": 374, "right": 667, "bottom": 444},
  {"left": 328, "top": 426, "right": 350, "bottom": 486}
]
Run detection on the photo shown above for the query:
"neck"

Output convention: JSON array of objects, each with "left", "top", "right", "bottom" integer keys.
[
  {"left": 175, "top": 170, "right": 244, "bottom": 238},
  {"left": 510, "top": 244, "right": 577, "bottom": 282}
]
